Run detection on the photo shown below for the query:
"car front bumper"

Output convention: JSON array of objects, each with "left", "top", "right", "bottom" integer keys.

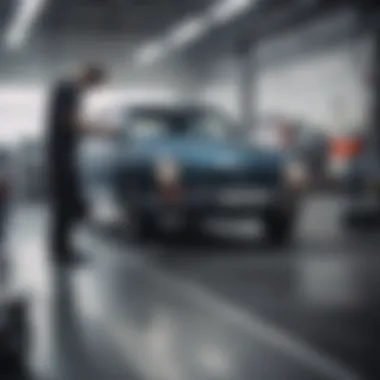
[{"left": 138, "top": 187, "right": 296, "bottom": 219}]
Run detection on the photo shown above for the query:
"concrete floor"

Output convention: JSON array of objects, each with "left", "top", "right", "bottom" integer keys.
[{"left": 4, "top": 196, "right": 380, "bottom": 380}]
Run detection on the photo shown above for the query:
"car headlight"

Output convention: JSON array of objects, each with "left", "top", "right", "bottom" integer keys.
[
  {"left": 154, "top": 158, "right": 181, "bottom": 186},
  {"left": 283, "top": 160, "right": 309, "bottom": 189}
]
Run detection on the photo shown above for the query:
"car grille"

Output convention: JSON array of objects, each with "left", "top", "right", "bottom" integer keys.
[{"left": 183, "top": 166, "right": 280, "bottom": 188}]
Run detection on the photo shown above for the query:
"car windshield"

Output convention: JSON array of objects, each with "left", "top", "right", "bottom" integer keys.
[{"left": 128, "top": 108, "right": 232, "bottom": 141}]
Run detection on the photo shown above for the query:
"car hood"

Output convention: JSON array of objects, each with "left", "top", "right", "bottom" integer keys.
[{"left": 122, "top": 138, "right": 283, "bottom": 170}]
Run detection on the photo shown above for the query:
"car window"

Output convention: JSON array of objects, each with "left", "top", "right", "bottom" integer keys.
[
  {"left": 189, "top": 112, "right": 232, "bottom": 141},
  {"left": 128, "top": 115, "right": 169, "bottom": 141},
  {"left": 125, "top": 108, "right": 232, "bottom": 141}
]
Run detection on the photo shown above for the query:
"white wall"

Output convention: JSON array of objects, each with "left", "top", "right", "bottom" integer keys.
[
  {"left": 197, "top": 9, "right": 374, "bottom": 134},
  {"left": 0, "top": 87, "right": 46, "bottom": 145},
  {"left": 198, "top": 37, "right": 373, "bottom": 132},
  {"left": 256, "top": 39, "right": 372, "bottom": 132}
]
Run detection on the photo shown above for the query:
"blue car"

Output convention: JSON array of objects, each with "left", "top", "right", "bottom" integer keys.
[{"left": 82, "top": 105, "right": 307, "bottom": 243}]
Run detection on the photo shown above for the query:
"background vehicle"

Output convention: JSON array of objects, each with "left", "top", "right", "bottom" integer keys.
[{"left": 80, "top": 105, "right": 308, "bottom": 243}]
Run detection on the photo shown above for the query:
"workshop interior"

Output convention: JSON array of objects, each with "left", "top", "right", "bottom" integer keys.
[{"left": 0, "top": 1, "right": 380, "bottom": 380}]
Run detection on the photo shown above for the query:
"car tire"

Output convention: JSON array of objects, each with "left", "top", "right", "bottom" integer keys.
[
  {"left": 342, "top": 207, "right": 380, "bottom": 231},
  {"left": 129, "top": 209, "right": 160, "bottom": 241},
  {"left": 182, "top": 215, "right": 202, "bottom": 237},
  {"left": 119, "top": 196, "right": 158, "bottom": 241},
  {"left": 264, "top": 210, "right": 295, "bottom": 245}
]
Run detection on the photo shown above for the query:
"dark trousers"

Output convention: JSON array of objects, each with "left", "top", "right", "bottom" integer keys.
[
  {"left": 0, "top": 198, "right": 8, "bottom": 284},
  {"left": 0, "top": 198, "right": 7, "bottom": 246},
  {"left": 49, "top": 166, "right": 85, "bottom": 260},
  {"left": 50, "top": 199, "right": 78, "bottom": 260}
]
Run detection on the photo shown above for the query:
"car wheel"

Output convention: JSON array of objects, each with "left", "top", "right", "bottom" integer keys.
[
  {"left": 342, "top": 207, "right": 380, "bottom": 231},
  {"left": 264, "top": 210, "right": 295, "bottom": 245},
  {"left": 127, "top": 207, "right": 160, "bottom": 241},
  {"left": 183, "top": 213, "right": 202, "bottom": 233}
]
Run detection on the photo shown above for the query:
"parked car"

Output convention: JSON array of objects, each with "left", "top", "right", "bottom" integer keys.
[{"left": 80, "top": 105, "right": 308, "bottom": 243}]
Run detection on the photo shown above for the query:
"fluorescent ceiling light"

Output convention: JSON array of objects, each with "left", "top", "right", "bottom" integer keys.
[
  {"left": 209, "top": 0, "right": 255, "bottom": 24},
  {"left": 4, "top": 0, "right": 47, "bottom": 50},
  {"left": 167, "top": 17, "right": 208, "bottom": 48},
  {"left": 134, "top": 0, "right": 258, "bottom": 66},
  {"left": 135, "top": 17, "right": 207, "bottom": 66},
  {"left": 134, "top": 42, "right": 167, "bottom": 66}
]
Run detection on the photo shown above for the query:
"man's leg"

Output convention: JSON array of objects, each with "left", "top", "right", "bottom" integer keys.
[
  {"left": 51, "top": 199, "right": 88, "bottom": 264},
  {"left": 51, "top": 205, "right": 72, "bottom": 262},
  {"left": 0, "top": 199, "right": 9, "bottom": 284}
]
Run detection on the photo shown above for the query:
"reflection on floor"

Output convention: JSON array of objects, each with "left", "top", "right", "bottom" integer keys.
[{"left": 5, "top": 197, "right": 380, "bottom": 380}]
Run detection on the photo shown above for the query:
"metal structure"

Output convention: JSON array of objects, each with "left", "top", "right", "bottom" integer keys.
[{"left": 228, "top": 0, "right": 380, "bottom": 133}]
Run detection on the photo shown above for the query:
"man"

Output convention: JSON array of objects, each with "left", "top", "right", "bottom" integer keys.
[{"left": 47, "top": 64, "right": 108, "bottom": 265}]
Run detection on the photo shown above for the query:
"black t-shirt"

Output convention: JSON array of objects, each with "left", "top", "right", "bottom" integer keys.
[{"left": 47, "top": 81, "right": 81, "bottom": 195}]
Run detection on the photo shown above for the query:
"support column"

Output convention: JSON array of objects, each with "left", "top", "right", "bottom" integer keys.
[
  {"left": 235, "top": 38, "right": 256, "bottom": 129},
  {"left": 370, "top": 27, "right": 380, "bottom": 159},
  {"left": 357, "top": 0, "right": 380, "bottom": 158}
]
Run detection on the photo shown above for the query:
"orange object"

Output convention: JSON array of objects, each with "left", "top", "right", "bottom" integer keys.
[{"left": 329, "top": 137, "right": 363, "bottom": 159}]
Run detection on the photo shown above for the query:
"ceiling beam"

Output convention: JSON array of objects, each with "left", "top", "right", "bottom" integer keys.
[{"left": 3, "top": 0, "right": 48, "bottom": 50}]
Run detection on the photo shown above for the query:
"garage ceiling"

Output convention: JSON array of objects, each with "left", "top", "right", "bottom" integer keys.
[
  {"left": 0, "top": 0, "right": 218, "bottom": 83},
  {"left": 0, "top": 0, "right": 369, "bottom": 84},
  {"left": 0, "top": 0, "right": 13, "bottom": 36},
  {"left": 5, "top": 0, "right": 216, "bottom": 41}
]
